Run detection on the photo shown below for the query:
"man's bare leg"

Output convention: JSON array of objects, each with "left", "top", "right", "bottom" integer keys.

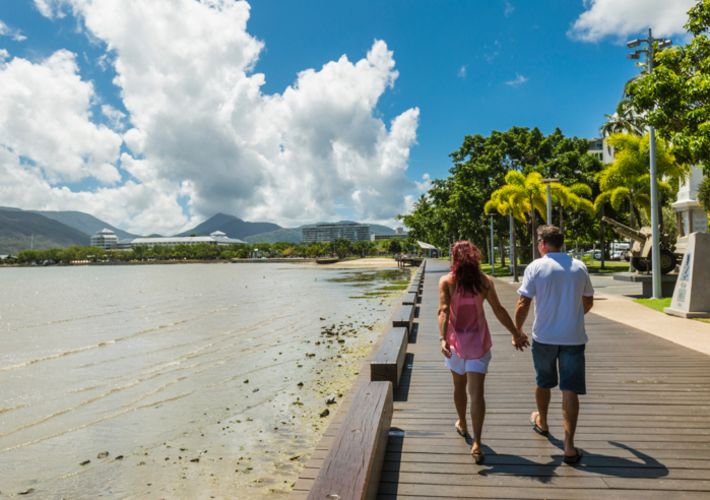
[
  {"left": 562, "top": 390, "right": 579, "bottom": 456},
  {"left": 533, "top": 387, "right": 551, "bottom": 433}
]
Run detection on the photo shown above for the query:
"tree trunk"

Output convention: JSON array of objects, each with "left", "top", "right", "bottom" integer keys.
[
  {"left": 510, "top": 214, "right": 518, "bottom": 282},
  {"left": 531, "top": 205, "right": 539, "bottom": 259},
  {"left": 498, "top": 236, "right": 506, "bottom": 268},
  {"left": 560, "top": 205, "right": 566, "bottom": 252}
]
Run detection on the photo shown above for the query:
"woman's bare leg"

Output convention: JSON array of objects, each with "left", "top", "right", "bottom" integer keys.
[
  {"left": 451, "top": 371, "right": 468, "bottom": 432},
  {"left": 467, "top": 372, "right": 486, "bottom": 454}
]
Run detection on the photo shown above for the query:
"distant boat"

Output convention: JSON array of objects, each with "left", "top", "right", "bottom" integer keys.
[{"left": 315, "top": 257, "right": 340, "bottom": 264}]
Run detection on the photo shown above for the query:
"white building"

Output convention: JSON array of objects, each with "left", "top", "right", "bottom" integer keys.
[
  {"left": 302, "top": 222, "right": 370, "bottom": 243},
  {"left": 131, "top": 231, "right": 246, "bottom": 247},
  {"left": 91, "top": 228, "right": 119, "bottom": 249}
]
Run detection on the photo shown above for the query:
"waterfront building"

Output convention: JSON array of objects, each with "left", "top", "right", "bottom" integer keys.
[
  {"left": 131, "top": 231, "right": 246, "bottom": 247},
  {"left": 91, "top": 228, "right": 119, "bottom": 249},
  {"left": 302, "top": 222, "right": 370, "bottom": 243},
  {"left": 587, "top": 138, "right": 614, "bottom": 164}
]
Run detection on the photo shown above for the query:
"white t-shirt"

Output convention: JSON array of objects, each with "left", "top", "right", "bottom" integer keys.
[{"left": 517, "top": 252, "right": 594, "bottom": 345}]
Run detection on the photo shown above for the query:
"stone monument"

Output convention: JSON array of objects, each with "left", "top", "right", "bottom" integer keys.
[
  {"left": 672, "top": 165, "right": 707, "bottom": 254},
  {"left": 664, "top": 232, "right": 710, "bottom": 318}
]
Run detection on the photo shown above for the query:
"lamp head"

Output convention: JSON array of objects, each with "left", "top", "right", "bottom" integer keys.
[
  {"left": 628, "top": 52, "right": 641, "bottom": 60},
  {"left": 659, "top": 39, "right": 672, "bottom": 48},
  {"left": 627, "top": 39, "right": 641, "bottom": 48}
]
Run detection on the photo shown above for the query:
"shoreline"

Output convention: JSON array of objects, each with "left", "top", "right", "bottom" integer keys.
[{"left": 0, "top": 257, "right": 404, "bottom": 269}]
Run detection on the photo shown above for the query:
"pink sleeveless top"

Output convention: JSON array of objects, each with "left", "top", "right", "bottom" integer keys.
[{"left": 446, "top": 286, "right": 493, "bottom": 360}]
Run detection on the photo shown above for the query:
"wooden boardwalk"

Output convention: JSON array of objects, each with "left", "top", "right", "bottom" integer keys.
[{"left": 377, "top": 259, "right": 710, "bottom": 499}]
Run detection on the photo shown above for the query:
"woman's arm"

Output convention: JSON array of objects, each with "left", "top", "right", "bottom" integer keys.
[
  {"left": 484, "top": 276, "right": 529, "bottom": 351},
  {"left": 438, "top": 275, "right": 452, "bottom": 358}
]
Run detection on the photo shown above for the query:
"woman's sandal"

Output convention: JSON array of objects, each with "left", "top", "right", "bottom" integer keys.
[
  {"left": 471, "top": 447, "right": 485, "bottom": 465},
  {"left": 454, "top": 420, "right": 468, "bottom": 437}
]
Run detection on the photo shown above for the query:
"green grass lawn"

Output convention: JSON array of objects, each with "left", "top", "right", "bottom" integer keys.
[
  {"left": 633, "top": 297, "right": 710, "bottom": 324},
  {"left": 633, "top": 297, "right": 671, "bottom": 313}
]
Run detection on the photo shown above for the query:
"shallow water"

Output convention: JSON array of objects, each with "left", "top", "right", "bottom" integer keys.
[{"left": 0, "top": 263, "right": 408, "bottom": 499}]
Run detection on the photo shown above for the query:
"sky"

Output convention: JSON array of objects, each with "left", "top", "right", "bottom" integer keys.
[{"left": 0, "top": 0, "right": 698, "bottom": 234}]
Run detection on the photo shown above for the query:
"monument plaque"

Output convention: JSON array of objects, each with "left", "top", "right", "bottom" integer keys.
[{"left": 665, "top": 232, "right": 710, "bottom": 318}]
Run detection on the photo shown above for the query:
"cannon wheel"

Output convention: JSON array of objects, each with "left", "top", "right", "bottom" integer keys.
[{"left": 630, "top": 249, "right": 677, "bottom": 274}]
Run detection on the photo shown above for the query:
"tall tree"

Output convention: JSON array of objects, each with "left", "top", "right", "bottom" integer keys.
[
  {"left": 594, "top": 133, "right": 687, "bottom": 227},
  {"left": 626, "top": 0, "right": 710, "bottom": 173}
]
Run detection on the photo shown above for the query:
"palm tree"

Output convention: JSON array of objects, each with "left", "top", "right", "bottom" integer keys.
[
  {"left": 550, "top": 182, "right": 594, "bottom": 234},
  {"left": 485, "top": 171, "right": 548, "bottom": 260},
  {"left": 601, "top": 97, "right": 646, "bottom": 137}
]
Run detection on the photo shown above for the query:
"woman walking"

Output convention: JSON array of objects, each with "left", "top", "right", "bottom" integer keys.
[{"left": 438, "top": 241, "right": 528, "bottom": 463}]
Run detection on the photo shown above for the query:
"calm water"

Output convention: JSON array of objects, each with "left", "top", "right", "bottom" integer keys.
[{"left": 0, "top": 263, "right": 408, "bottom": 499}]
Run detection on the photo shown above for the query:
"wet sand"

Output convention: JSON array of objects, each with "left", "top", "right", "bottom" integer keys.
[{"left": 0, "top": 263, "right": 410, "bottom": 498}]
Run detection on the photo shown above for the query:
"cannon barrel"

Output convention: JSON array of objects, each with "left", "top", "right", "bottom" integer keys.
[{"left": 601, "top": 216, "right": 648, "bottom": 244}]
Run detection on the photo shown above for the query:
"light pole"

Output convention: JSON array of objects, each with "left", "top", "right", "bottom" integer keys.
[
  {"left": 541, "top": 178, "right": 558, "bottom": 225},
  {"left": 627, "top": 29, "right": 671, "bottom": 299},
  {"left": 489, "top": 214, "right": 495, "bottom": 276}
]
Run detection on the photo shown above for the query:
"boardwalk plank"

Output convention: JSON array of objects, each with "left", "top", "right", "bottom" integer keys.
[{"left": 376, "top": 258, "right": 710, "bottom": 499}]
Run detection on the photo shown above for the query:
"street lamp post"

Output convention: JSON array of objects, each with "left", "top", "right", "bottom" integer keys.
[
  {"left": 541, "top": 178, "right": 558, "bottom": 225},
  {"left": 489, "top": 215, "right": 495, "bottom": 276},
  {"left": 627, "top": 29, "right": 672, "bottom": 299}
]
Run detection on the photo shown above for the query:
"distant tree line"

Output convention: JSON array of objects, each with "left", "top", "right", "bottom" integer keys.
[{"left": 9, "top": 238, "right": 418, "bottom": 265}]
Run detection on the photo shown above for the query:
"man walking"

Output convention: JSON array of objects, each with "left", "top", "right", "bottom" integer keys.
[{"left": 515, "top": 225, "right": 594, "bottom": 464}]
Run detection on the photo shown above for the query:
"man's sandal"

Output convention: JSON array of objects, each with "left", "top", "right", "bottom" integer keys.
[{"left": 530, "top": 411, "right": 549, "bottom": 436}]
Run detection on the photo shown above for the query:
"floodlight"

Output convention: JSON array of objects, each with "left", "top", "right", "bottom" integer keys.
[
  {"left": 659, "top": 39, "right": 672, "bottom": 48},
  {"left": 627, "top": 39, "right": 641, "bottom": 48},
  {"left": 628, "top": 53, "right": 640, "bottom": 60}
]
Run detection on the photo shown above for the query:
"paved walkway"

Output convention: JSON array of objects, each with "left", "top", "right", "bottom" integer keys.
[
  {"left": 498, "top": 272, "right": 710, "bottom": 356},
  {"left": 378, "top": 259, "right": 710, "bottom": 498}
]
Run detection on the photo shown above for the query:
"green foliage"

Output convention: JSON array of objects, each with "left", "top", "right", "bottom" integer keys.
[
  {"left": 699, "top": 176, "right": 710, "bottom": 211},
  {"left": 11, "top": 239, "right": 379, "bottom": 265},
  {"left": 399, "top": 127, "right": 603, "bottom": 260},
  {"left": 594, "top": 133, "right": 687, "bottom": 226},
  {"left": 626, "top": 0, "right": 710, "bottom": 174}
]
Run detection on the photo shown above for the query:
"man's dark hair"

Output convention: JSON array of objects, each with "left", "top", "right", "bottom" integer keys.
[{"left": 537, "top": 225, "right": 564, "bottom": 249}]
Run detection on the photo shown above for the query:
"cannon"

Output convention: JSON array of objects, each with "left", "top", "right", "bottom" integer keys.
[{"left": 601, "top": 216, "right": 677, "bottom": 274}]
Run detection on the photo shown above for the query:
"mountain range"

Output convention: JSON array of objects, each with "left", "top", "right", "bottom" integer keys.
[{"left": 0, "top": 207, "right": 396, "bottom": 254}]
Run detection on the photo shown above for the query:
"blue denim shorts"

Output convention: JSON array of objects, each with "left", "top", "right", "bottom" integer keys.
[{"left": 532, "top": 341, "right": 586, "bottom": 395}]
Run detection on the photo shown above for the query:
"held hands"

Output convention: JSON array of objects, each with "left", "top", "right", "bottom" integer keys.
[
  {"left": 511, "top": 330, "right": 530, "bottom": 351},
  {"left": 440, "top": 338, "right": 452, "bottom": 358}
]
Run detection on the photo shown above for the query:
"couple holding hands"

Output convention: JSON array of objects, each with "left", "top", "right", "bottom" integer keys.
[{"left": 438, "top": 225, "right": 594, "bottom": 465}]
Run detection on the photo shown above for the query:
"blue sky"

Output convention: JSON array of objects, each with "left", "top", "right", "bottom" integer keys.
[{"left": 0, "top": 0, "right": 696, "bottom": 233}]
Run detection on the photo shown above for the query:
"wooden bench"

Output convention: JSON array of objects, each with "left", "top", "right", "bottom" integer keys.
[
  {"left": 392, "top": 304, "right": 415, "bottom": 332},
  {"left": 307, "top": 381, "right": 393, "bottom": 500},
  {"left": 370, "top": 327, "right": 408, "bottom": 387},
  {"left": 402, "top": 290, "right": 418, "bottom": 305}
]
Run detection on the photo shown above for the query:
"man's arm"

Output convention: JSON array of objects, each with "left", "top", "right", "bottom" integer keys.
[
  {"left": 515, "top": 295, "right": 532, "bottom": 332},
  {"left": 583, "top": 295, "right": 593, "bottom": 314}
]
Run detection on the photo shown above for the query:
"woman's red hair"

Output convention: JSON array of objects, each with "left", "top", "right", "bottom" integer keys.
[{"left": 450, "top": 240, "right": 485, "bottom": 294}]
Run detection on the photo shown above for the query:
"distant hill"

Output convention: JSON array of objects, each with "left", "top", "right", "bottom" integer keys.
[
  {"left": 369, "top": 224, "right": 396, "bottom": 236},
  {"left": 32, "top": 210, "right": 138, "bottom": 240},
  {"left": 178, "top": 213, "right": 281, "bottom": 239},
  {"left": 0, "top": 208, "right": 90, "bottom": 254},
  {"left": 244, "top": 227, "right": 302, "bottom": 244}
]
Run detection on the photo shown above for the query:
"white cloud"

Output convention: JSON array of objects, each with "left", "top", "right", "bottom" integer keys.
[
  {"left": 101, "top": 104, "right": 126, "bottom": 131},
  {"left": 0, "top": 19, "right": 27, "bottom": 41},
  {"left": 0, "top": 49, "right": 122, "bottom": 184},
  {"left": 504, "top": 73, "right": 528, "bottom": 87},
  {"left": 503, "top": 1, "right": 515, "bottom": 18},
  {"left": 10, "top": 0, "right": 419, "bottom": 234},
  {"left": 569, "top": 0, "right": 695, "bottom": 42},
  {"left": 457, "top": 65, "right": 467, "bottom": 79},
  {"left": 415, "top": 173, "right": 432, "bottom": 192}
]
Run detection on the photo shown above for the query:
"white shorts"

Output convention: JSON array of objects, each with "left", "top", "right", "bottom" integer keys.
[{"left": 445, "top": 349, "right": 492, "bottom": 375}]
